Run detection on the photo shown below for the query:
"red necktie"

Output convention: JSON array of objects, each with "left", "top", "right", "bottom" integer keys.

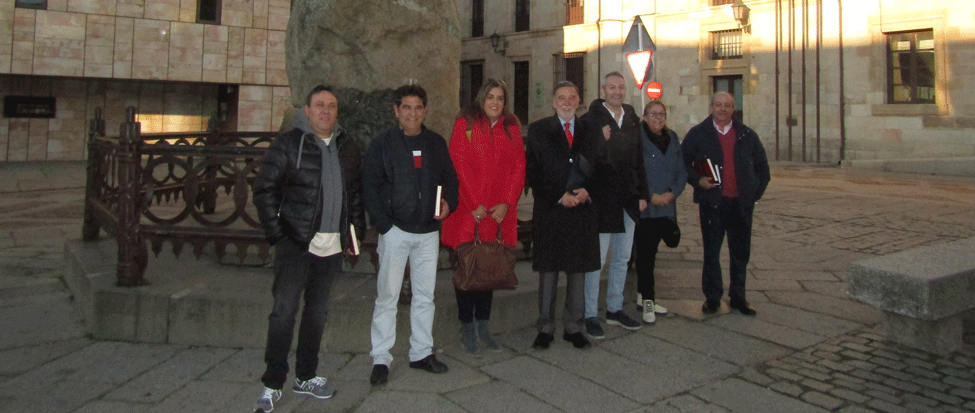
[{"left": 564, "top": 122, "right": 573, "bottom": 147}]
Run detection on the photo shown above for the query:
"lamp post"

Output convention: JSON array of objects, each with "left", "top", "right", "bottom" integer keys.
[
  {"left": 732, "top": 0, "right": 751, "bottom": 32},
  {"left": 623, "top": 16, "right": 656, "bottom": 109}
]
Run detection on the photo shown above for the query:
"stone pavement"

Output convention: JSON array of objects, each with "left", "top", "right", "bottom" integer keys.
[{"left": 2, "top": 161, "right": 975, "bottom": 412}]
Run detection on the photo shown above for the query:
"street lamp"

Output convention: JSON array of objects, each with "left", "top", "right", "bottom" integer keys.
[
  {"left": 622, "top": 16, "right": 656, "bottom": 107},
  {"left": 490, "top": 32, "right": 507, "bottom": 56},
  {"left": 732, "top": 0, "right": 751, "bottom": 33}
]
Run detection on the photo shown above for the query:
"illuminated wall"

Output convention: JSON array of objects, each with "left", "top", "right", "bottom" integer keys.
[
  {"left": 0, "top": 0, "right": 292, "bottom": 161},
  {"left": 461, "top": 0, "right": 975, "bottom": 163}
]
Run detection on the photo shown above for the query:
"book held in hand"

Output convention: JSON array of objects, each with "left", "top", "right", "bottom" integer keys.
[
  {"left": 434, "top": 185, "right": 442, "bottom": 217},
  {"left": 692, "top": 158, "right": 722, "bottom": 186},
  {"left": 349, "top": 224, "right": 360, "bottom": 256}
]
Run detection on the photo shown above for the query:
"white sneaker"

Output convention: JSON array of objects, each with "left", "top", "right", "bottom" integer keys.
[
  {"left": 256, "top": 387, "right": 281, "bottom": 412},
  {"left": 643, "top": 300, "right": 656, "bottom": 324},
  {"left": 653, "top": 302, "right": 668, "bottom": 315}
]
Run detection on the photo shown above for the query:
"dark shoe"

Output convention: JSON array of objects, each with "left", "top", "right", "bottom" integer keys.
[
  {"left": 409, "top": 355, "right": 448, "bottom": 373},
  {"left": 702, "top": 300, "right": 720, "bottom": 315},
  {"left": 562, "top": 332, "right": 591, "bottom": 349},
  {"left": 370, "top": 364, "right": 388, "bottom": 386},
  {"left": 730, "top": 300, "right": 757, "bottom": 316},
  {"left": 532, "top": 332, "right": 554, "bottom": 349},
  {"left": 605, "top": 310, "right": 642, "bottom": 330},
  {"left": 584, "top": 317, "right": 605, "bottom": 339}
]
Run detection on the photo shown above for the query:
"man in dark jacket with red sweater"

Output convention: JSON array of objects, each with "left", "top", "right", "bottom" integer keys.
[
  {"left": 252, "top": 85, "right": 364, "bottom": 412},
  {"left": 681, "top": 91, "right": 769, "bottom": 317}
]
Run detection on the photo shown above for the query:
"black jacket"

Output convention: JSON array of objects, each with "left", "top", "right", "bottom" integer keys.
[
  {"left": 681, "top": 115, "right": 770, "bottom": 206},
  {"left": 526, "top": 115, "right": 608, "bottom": 273},
  {"left": 253, "top": 127, "right": 365, "bottom": 249},
  {"left": 362, "top": 126, "right": 459, "bottom": 235},
  {"left": 580, "top": 99, "right": 650, "bottom": 232}
]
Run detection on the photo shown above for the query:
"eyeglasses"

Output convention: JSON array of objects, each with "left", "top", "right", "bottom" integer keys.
[{"left": 648, "top": 111, "right": 667, "bottom": 118}]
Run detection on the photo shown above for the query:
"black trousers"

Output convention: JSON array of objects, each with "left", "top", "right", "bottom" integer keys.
[
  {"left": 699, "top": 198, "right": 754, "bottom": 303},
  {"left": 634, "top": 216, "right": 673, "bottom": 300},
  {"left": 261, "top": 237, "right": 340, "bottom": 390},
  {"left": 455, "top": 290, "right": 494, "bottom": 323}
]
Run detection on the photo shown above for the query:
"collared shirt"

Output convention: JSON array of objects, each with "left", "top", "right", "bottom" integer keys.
[
  {"left": 712, "top": 119, "right": 732, "bottom": 135},
  {"left": 603, "top": 102, "right": 624, "bottom": 128},
  {"left": 558, "top": 116, "right": 575, "bottom": 137}
]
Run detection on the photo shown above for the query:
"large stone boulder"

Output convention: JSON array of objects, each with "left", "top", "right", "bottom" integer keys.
[{"left": 286, "top": 0, "right": 461, "bottom": 141}]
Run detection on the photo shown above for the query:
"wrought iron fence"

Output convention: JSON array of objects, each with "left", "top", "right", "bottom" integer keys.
[{"left": 83, "top": 107, "right": 277, "bottom": 286}]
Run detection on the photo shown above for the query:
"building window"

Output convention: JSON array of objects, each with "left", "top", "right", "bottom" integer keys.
[
  {"left": 513, "top": 61, "right": 530, "bottom": 124},
  {"left": 566, "top": 0, "right": 584, "bottom": 25},
  {"left": 887, "top": 30, "right": 935, "bottom": 104},
  {"left": 712, "top": 75, "right": 744, "bottom": 122},
  {"left": 460, "top": 61, "right": 484, "bottom": 108},
  {"left": 515, "top": 0, "right": 530, "bottom": 32},
  {"left": 15, "top": 0, "right": 47, "bottom": 9},
  {"left": 472, "top": 0, "right": 484, "bottom": 37},
  {"left": 710, "top": 29, "right": 743, "bottom": 60},
  {"left": 198, "top": 0, "right": 221, "bottom": 24},
  {"left": 712, "top": 0, "right": 734, "bottom": 5},
  {"left": 553, "top": 53, "right": 585, "bottom": 103}
]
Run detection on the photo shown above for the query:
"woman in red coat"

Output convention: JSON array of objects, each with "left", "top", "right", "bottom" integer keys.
[{"left": 441, "top": 79, "right": 526, "bottom": 354}]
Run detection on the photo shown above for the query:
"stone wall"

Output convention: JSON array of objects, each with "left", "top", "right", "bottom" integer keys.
[{"left": 286, "top": 0, "right": 461, "bottom": 138}]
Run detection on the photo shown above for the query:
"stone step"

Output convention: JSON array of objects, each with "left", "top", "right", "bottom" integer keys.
[{"left": 65, "top": 239, "right": 643, "bottom": 353}]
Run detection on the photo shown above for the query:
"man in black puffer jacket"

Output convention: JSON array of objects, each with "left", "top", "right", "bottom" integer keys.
[{"left": 251, "top": 85, "right": 364, "bottom": 412}]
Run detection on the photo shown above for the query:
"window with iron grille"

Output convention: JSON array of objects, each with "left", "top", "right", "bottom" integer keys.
[
  {"left": 198, "top": 0, "right": 221, "bottom": 24},
  {"left": 887, "top": 29, "right": 935, "bottom": 104},
  {"left": 710, "top": 29, "right": 742, "bottom": 60},
  {"left": 15, "top": 0, "right": 46, "bottom": 9},
  {"left": 515, "top": 0, "right": 530, "bottom": 32},
  {"left": 553, "top": 53, "right": 585, "bottom": 103},
  {"left": 472, "top": 0, "right": 484, "bottom": 37},
  {"left": 712, "top": 0, "right": 734, "bottom": 5},
  {"left": 566, "top": 0, "right": 584, "bottom": 25}
]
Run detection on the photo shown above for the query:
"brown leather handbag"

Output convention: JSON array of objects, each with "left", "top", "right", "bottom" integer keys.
[{"left": 452, "top": 220, "right": 518, "bottom": 292}]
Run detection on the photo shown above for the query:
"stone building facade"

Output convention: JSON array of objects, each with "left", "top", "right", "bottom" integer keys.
[
  {"left": 457, "top": 0, "right": 975, "bottom": 163},
  {"left": 0, "top": 0, "right": 292, "bottom": 161}
]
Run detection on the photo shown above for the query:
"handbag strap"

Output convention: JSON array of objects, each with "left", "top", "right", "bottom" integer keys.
[{"left": 472, "top": 217, "right": 505, "bottom": 244}]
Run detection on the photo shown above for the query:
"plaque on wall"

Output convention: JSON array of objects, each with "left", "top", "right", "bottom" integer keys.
[{"left": 3, "top": 96, "right": 57, "bottom": 118}]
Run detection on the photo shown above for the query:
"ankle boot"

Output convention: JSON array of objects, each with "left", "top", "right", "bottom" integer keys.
[
  {"left": 476, "top": 320, "right": 502, "bottom": 352},
  {"left": 460, "top": 322, "right": 478, "bottom": 354}
]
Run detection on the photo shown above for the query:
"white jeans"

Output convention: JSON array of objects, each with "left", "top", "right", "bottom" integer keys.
[
  {"left": 585, "top": 213, "right": 636, "bottom": 317},
  {"left": 370, "top": 225, "right": 440, "bottom": 366}
]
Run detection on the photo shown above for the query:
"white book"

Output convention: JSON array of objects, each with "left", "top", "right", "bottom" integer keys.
[
  {"left": 434, "top": 185, "right": 442, "bottom": 217},
  {"left": 350, "top": 224, "right": 360, "bottom": 256},
  {"left": 707, "top": 159, "right": 722, "bottom": 185}
]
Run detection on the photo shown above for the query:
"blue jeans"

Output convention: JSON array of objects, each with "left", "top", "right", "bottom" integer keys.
[{"left": 585, "top": 213, "right": 635, "bottom": 317}]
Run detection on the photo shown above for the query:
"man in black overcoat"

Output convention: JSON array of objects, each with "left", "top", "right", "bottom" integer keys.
[{"left": 525, "top": 81, "right": 607, "bottom": 350}]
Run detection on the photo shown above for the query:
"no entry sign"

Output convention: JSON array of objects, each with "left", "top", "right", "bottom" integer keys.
[{"left": 646, "top": 82, "right": 663, "bottom": 99}]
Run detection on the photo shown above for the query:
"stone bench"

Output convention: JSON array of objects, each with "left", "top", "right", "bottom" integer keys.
[{"left": 847, "top": 237, "right": 975, "bottom": 354}]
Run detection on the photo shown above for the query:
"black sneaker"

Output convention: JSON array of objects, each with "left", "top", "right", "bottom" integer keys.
[
  {"left": 584, "top": 317, "right": 605, "bottom": 339},
  {"left": 605, "top": 311, "right": 641, "bottom": 330}
]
